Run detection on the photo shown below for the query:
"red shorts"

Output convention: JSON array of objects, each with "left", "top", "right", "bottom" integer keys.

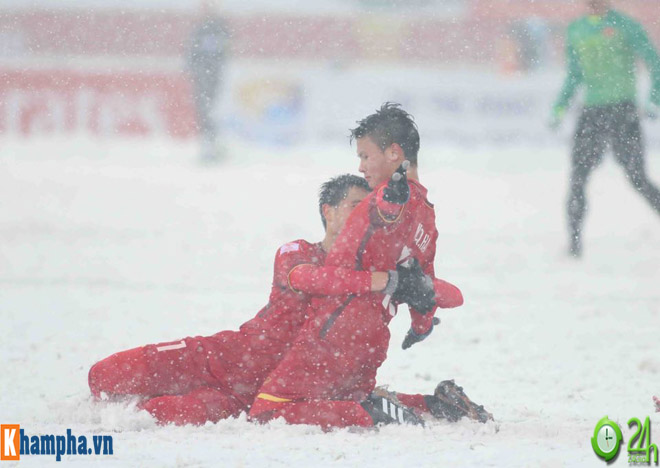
[{"left": 89, "top": 330, "right": 291, "bottom": 407}]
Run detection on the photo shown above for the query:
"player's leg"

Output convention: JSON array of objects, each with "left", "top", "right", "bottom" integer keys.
[
  {"left": 250, "top": 298, "right": 396, "bottom": 429},
  {"left": 140, "top": 386, "right": 245, "bottom": 426},
  {"left": 388, "top": 392, "right": 428, "bottom": 414},
  {"left": 249, "top": 398, "right": 374, "bottom": 429},
  {"left": 653, "top": 395, "right": 660, "bottom": 412},
  {"left": 199, "top": 329, "right": 298, "bottom": 409},
  {"left": 88, "top": 336, "right": 219, "bottom": 399},
  {"left": 196, "top": 71, "right": 222, "bottom": 161},
  {"left": 612, "top": 102, "right": 660, "bottom": 216},
  {"left": 381, "top": 381, "right": 493, "bottom": 424},
  {"left": 567, "top": 106, "right": 607, "bottom": 257},
  {"left": 190, "top": 75, "right": 208, "bottom": 135},
  {"left": 255, "top": 297, "right": 390, "bottom": 402},
  {"left": 89, "top": 345, "right": 150, "bottom": 398},
  {"left": 249, "top": 390, "right": 425, "bottom": 429}
]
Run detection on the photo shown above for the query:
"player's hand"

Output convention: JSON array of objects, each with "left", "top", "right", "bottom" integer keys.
[
  {"left": 402, "top": 317, "right": 440, "bottom": 350},
  {"left": 548, "top": 105, "right": 566, "bottom": 131},
  {"left": 383, "top": 160, "right": 410, "bottom": 205},
  {"left": 389, "top": 258, "right": 436, "bottom": 314},
  {"left": 645, "top": 101, "right": 659, "bottom": 120}
]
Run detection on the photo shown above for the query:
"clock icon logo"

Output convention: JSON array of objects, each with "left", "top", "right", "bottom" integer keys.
[{"left": 592, "top": 416, "right": 623, "bottom": 461}]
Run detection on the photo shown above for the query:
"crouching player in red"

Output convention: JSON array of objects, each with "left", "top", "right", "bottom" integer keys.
[
  {"left": 250, "top": 103, "right": 491, "bottom": 429},
  {"left": 88, "top": 174, "right": 444, "bottom": 425}
]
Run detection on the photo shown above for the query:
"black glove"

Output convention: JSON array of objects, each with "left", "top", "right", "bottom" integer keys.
[
  {"left": 382, "top": 161, "right": 410, "bottom": 205},
  {"left": 402, "top": 317, "right": 441, "bottom": 350},
  {"left": 385, "top": 258, "right": 436, "bottom": 314}
]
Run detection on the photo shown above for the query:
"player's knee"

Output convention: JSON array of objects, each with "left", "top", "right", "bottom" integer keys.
[
  {"left": 88, "top": 360, "right": 106, "bottom": 398},
  {"left": 88, "top": 348, "right": 148, "bottom": 397}
]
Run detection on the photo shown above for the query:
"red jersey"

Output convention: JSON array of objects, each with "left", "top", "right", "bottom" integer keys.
[
  {"left": 212, "top": 239, "right": 375, "bottom": 401},
  {"left": 238, "top": 240, "right": 326, "bottom": 345},
  {"left": 327, "top": 178, "right": 439, "bottom": 332},
  {"left": 255, "top": 178, "right": 446, "bottom": 402},
  {"left": 239, "top": 239, "right": 374, "bottom": 344}
]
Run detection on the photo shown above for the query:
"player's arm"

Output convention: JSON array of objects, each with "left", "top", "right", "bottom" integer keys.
[
  {"left": 407, "top": 228, "right": 439, "bottom": 329},
  {"left": 398, "top": 252, "right": 441, "bottom": 349},
  {"left": 399, "top": 277, "right": 463, "bottom": 354},
  {"left": 273, "top": 242, "right": 391, "bottom": 296},
  {"left": 289, "top": 257, "right": 463, "bottom": 304},
  {"left": 433, "top": 278, "right": 464, "bottom": 309},
  {"left": 552, "top": 32, "right": 583, "bottom": 120},
  {"left": 627, "top": 19, "right": 660, "bottom": 108},
  {"left": 407, "top": 278, "right": 463, "bottom": 337},
  {"left": 287, "top": 264, "right": 390, "bottom": 295},
  {"left": 403, "top": 227, "right": 464, "bottom": 348}
]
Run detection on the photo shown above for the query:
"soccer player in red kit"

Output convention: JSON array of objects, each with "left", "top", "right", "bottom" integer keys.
[
  {"left": 250, "top": 103, "right": 490, "bottom": 428},
  {"left": 88, "top": 174, "right": 452, "bottom": 426},
  {"left": 89, "top": 175, "right": 390, "bottom": 425}
]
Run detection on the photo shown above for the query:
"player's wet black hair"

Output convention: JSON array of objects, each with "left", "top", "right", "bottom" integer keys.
[
  {"left": 319, "top": 174, "right": 371, "bottom": 229},
  {"left": 350, "top": 102, "right": 420, "bottom": 166}
]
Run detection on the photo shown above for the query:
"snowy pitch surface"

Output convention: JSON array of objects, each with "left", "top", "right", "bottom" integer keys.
[{"left": 1, "top": 138, "right": 659, "bottom": 467}]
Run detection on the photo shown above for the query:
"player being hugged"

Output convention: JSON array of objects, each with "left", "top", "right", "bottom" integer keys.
[
  {"left": 250, "top": 103, "right": 491, "bottom": 429},
  {"left": 88, "top": 174, "right": 463, "bottom": 426}
]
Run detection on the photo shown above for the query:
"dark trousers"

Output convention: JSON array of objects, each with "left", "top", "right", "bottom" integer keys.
[
  {"left": 568, "top": 101, "right": 660, "bottom": 248},
  {"left": 190, "top": 68, "right": 221, "bottom": 142}
]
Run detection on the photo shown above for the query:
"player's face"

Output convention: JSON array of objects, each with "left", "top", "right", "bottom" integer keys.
[
  {"left": 356, "top": 136, "right": 403, "bottom": 189},
  {"left": 587, "top": 0, "right": 609, "bottom": 15},
  {"left": 326, "top": 186, "right": 369, "bottom": 235}
]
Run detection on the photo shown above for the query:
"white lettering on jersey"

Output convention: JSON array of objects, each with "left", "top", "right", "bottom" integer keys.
[
  {"left": 279, "top": 242, "right": 300, "bottom": 255},
  {"left": 414, "top": 223, "right": 431, "bottom": 253},
  {"left": 156, "top": 340, "right": 187, "bottom": 352}
]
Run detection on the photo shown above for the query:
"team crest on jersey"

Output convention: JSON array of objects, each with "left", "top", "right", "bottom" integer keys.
[
  {"left": 414, "top": 223, "right": 431, "bottom": 252},
  {"left": 279, "top": 242, "right": 300, "bottom": 254}
]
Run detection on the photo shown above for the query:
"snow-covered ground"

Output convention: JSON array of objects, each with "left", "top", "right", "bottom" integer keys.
[{"left": 1, "top": 137, "right": 659, "bottom": 467}]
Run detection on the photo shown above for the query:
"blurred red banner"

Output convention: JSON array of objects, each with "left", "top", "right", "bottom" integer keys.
[{"left": 0, "top": 69, "right": 196, "bottom": 137}]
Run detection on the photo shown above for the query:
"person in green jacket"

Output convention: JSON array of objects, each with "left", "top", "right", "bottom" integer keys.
[{"left": 551, "top": 0, "right": 660, "bottom": 257}]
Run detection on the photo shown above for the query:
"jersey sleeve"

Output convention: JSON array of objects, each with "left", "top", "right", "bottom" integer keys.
[
  {"left": 409, "top": 277, "right": 463, "bottom": 334},
  {"left": 626, "top": 18, "right": 660, "bottom": 106},
  {"left": 433, "top": 278, "right": 464, "bottom": 309},
  {"left": 288, "top": 265, "right": 373, "bottom": 296},
  {"left": 272, "top": 241, "right": 318, "bottom": 290},
  {"left": 554, "top": 28, "right": 584, "bottom": 111},
  {"left": 274, "top": 241, "right": 373, "bottom": 296}
]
